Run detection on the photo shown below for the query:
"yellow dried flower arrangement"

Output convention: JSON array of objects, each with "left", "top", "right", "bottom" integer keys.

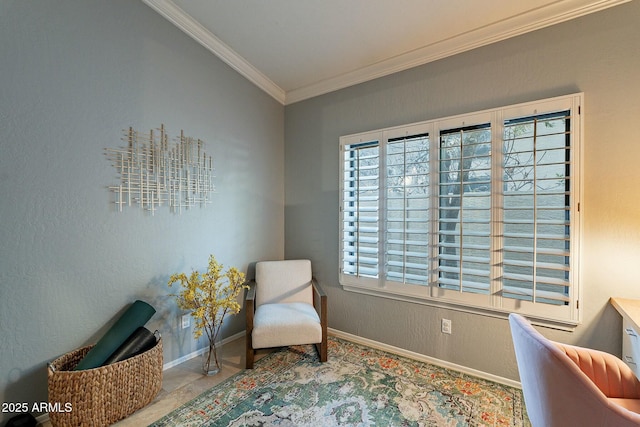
[{"left": 169, "top": 255, "right": 247, "bottom": 374}]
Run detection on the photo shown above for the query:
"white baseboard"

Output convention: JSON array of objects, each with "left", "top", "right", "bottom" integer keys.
[
  {"left": 164, "top": 329, "right": 521, "bottom": 389},
  {"left": 328, "top": 328, "right": 522, "bottom": 389},
  {"left": 162, "top": 331, "right": 244, "bottom": 370}
]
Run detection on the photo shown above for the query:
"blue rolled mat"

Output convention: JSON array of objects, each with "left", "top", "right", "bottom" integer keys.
[{"left": 74, "top": 300, "right": 156, "bottom": 370}]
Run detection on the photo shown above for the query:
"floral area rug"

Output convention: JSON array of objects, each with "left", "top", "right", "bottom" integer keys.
[{"left": 150, "top": 337, "right": 530, "bottom": 426}]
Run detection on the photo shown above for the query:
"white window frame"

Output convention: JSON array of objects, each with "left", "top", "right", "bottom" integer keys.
[{"left": 339, "top": 93, "right": 583, "bottom": 329}]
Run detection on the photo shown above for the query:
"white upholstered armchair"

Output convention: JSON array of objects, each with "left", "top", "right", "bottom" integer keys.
[{"left": 245, "top": 259, "right": 327, "bottom": 369}]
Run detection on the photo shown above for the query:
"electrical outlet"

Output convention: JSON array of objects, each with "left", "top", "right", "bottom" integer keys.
[
  {"left": 181, "top": 314, "right": 191, "bottom": 329},
  {"left": 441, "top": 318, "right": 452, "bottom": 334}
]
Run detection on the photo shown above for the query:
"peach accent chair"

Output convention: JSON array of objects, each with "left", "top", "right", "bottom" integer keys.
[
  {"left": 245, "top": 260, "right": 327, "bottom": 369},
  {"left": 509, "top": 313, "right": 640, "bottom": 427}
]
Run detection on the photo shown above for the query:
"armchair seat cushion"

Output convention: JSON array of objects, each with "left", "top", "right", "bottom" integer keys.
[{"left": 252, "top": 302, "right": 322, "bottom": 349}]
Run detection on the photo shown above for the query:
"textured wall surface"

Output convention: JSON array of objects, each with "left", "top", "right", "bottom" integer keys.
[
  {"left": 284, "top": 1, "right": 640, "bottom": 381},
  {"left": 3, "top": 0, "right": 640, "bottom": 423},
  {"left": 0, "top": 1, "right": 283, "bottom": 422}
]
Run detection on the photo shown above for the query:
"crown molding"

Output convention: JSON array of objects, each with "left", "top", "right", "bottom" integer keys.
[
  {"left": 143, "top": 0, "right": 629, "bottom": 106},
  {"left": 142, "top": 0, "right": 286, "bottom": 104},
  {"left": 284, "top": 0, "right": 630, "bottom": 104}
]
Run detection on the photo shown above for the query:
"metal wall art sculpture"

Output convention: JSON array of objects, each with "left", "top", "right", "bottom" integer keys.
[{"left": 105, "top": 125, "right": 215, "bottom": 215}]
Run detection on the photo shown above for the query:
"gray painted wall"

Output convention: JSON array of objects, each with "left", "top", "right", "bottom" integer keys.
[
  {"left": 3, "top": 0, "right": 640, "bottom": 422},
  {"left": 284, "top": 1, "right": 640, "bottom": 381},
  {"left": 0, "top": 1, "right": 283, "bottom": 421}
]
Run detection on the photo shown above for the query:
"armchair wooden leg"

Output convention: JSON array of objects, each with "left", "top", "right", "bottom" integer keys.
[
  {"left": 316, "top": 338, "right": 328, "bottom": 363},
  {"left": 246, "top": 348, "right": 254, "bottom": 369},
  {"left": 312, "top": 277, "right": 328, "bottom": 363},
  {"left": 246, "top": 334, "right": 255, "bottom": 369},
  {"left": 245, "top": 281, "right": 256, "bottom": 369}
]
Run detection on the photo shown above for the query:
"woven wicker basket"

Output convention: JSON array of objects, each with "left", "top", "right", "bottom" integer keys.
[{"left": 47, "top": 338, "right": 163, "bottom": 427}]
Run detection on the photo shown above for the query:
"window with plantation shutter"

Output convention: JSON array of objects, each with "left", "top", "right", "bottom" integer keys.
[
  {"left": 386, "top": 132, "right": 430, "bottom": 285},
  {"left": 500, "top": 108, "right": 575, "bottom": 318},
  {"left": 341, "top": 135, "right": 380, "bottom": 280},
  {"left": 339, "top": 93, "right": 582, "bottom": 327},
  {"left": 438, "top": 124, "right": 492, "bottom": 295}
]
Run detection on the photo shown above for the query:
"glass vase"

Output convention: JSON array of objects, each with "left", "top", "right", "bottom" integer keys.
[{"left": 202, "top": 342, "right": 222, "bottom": 376}]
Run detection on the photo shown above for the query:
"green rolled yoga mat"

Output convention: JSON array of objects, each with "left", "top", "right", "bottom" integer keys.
[{"left": 74, "top": 300, "right": 156, "bottom": 370}]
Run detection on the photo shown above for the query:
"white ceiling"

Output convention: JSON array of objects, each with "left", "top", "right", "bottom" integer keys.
[{"left": 143, "top": 0, "right": 629, "bottom": 104}]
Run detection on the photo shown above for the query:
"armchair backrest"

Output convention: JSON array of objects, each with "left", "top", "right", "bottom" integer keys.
[
  {"left": 255, "top": 260, "right": 313, "bottom": 307},
  {"left": 509, "top": 313, "right": 640, "bottom": 427}
]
